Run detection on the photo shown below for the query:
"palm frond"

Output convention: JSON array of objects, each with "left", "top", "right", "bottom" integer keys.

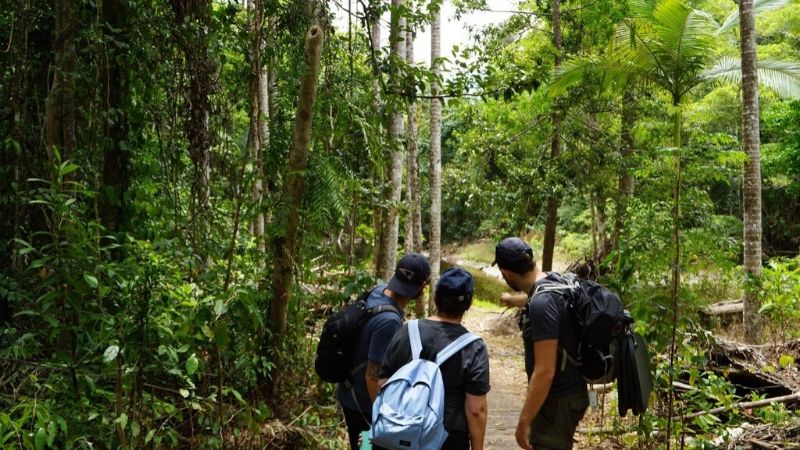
[
  {"left": 718, "top": 0, "right": 794, "bottom": 34},
  {"left": 702, "top": 56, "right": 800, "bottom": 98}
]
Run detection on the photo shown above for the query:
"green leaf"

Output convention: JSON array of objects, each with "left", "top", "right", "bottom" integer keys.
[
  {"left": 186, "top": 353, "right": 199, "bottom": 376},
  {"left": 58, "top": 162, "right": 79, "bottom": 178},
  {"left": 145, "top": 429, "right": 156, "bottom": 444},
  {"left": 46, "top": 422, "right": 56, "bottom": 447},
  {"left": 115, "top": 413, "right": 128, "bottom": 431},
  {"left": 84, "top": 274, "right": 99, "bottom": 289},
  {"left": 130, "top": 420, "right": 140, "bottom": 438},
  {"left": 179, "top": 389, "right": 190, "bottom": 398},
  {"left": 34, "top": 427, "right": 46, "bottom": 450},
  {"left": 718, "top": 0, "right": 793, "bottom": 34},
  {"left": 103, "top": 345, "right": 120, "bottom": 363},
  {"left": 214, "top": 300, "right": 227, "bottom": 317}
]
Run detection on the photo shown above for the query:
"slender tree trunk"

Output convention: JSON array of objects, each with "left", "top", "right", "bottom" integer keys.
[
  {"left": 249, "top": 0, "right": 269, "bottom": 255},
  {"left": 376, "top": 0, "right": 406, "bottom": 281},
  {"left": 597, "top": 194, "right": 608, "bottom": 258},
  {"left": 666, "top": 102, "right": 682, "bottom": 450},
  {"left": 171, "top": 0, "right": 216, "bottom": 261},
  {"left": 44, "top": 0, "right": 77, "bottom": 170},
  {"left": 100, "top": 0, "right": 128, "bottom": 234},
  {"left": 369, "top": 3, "right": 386, "bottom": 278},
  {"left": 590, "top": 193, "right": 598, "bottom": 259},
  {"left": 428, "top": 4, "right": 442, "bottom": 315},
  {"left": 268, "top": 24, "right": 324, "bottom": 344},
  {"left": 739, "top": 0, "right": 762, "bottom": 344},
  {"left": 613, "top": 89, "right": 636, "bottom": 251},
  {"left": 405, "top": 29, "right": 420, "bottom": 254},
  {"left": 541, "top": 0, "right": 562, "bottom": 272}
]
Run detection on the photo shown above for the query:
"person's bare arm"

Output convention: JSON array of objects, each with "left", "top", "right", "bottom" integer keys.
[
  {"left": 365, "top": 361, "right": 382, "bottom": 402},
  {"left": 515, "top": 339, "right": 558, "bottom": 450},
  {"left": 465, "top": 393, "right": 488, "bottom": 450},
  {"left": 500, "top": 292, "right": 528, "bottom": 308}
]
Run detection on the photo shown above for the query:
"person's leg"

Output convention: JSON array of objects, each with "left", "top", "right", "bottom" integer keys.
[
  {"left": 529, "top": 391, "right": 590, "bottom": 450},
  {"left": 342, "top": 407, "right": 370, "bottom": 450}
]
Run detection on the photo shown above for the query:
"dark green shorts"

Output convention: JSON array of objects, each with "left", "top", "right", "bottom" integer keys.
[{"left": 529, "top": 390, "right": 590, "bottom": 450}]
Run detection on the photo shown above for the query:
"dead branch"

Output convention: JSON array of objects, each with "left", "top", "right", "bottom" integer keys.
[{"left": 681, "top": 392, "right": 800, "bottom": 420}]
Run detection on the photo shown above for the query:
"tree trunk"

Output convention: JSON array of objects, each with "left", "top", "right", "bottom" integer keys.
[
  {"left": 100, "top": 0, "right": 128, "bottom": 234},
  {"left": 377, "top": 0, "right": 406, "bottom": 281},
  {"left": 268, "top": 24, "right": 324, "bottom": 343},
  {"left": 541, "top": 0, "right": 563, "bottom": 272},
  {"left": 404, "top": 29, "right": 420, "bottom": 255},
  {"left": 249, "top": 0, "right": 270, "bottom": 256},
  {"left": 739, "top": 0, "right": 763, "bottom": 344},
  {"left": 44, "top": 0, "right": 77, "bottom": 170},
  {"left": 428, "top": 4, "right": 442, "bottom": 315},
  {"left": 369, "top": 3, "right": 385, "bottom": 279},
  {"left": 597, "top": 194, "right": 608, "bottom": 259},
  {"left": 613, "top": 89, "right": 636, "bottom": 251},
  {"left": 170, "top": 0, "right": 216, "bottom": 260}
]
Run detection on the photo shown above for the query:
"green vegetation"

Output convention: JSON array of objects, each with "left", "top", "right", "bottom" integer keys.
[{"left": 2, "top": 0, "right": 800, "bottom": 448}]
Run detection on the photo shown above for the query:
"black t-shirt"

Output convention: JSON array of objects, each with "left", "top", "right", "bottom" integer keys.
[
  {"left": 524, "top": 273, "right": 587, "bottom": 398},
  {"left": 379, "top": 319, "right": 491, "bottom": 434}
]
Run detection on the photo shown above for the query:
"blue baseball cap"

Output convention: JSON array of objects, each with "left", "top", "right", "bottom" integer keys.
[{"left": 436, "top": 267, "right": 473, "bottom": 303}]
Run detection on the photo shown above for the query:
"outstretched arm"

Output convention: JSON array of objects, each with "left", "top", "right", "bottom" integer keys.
[{"left": 500, "top": 292, "right": 528, "bottom": 308}]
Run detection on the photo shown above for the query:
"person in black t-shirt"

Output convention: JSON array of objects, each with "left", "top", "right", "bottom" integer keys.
[
  {"left": 379, "top": 267, "right": 490, "bottom": 450},
  {"left": 494, "top": 237, "right": 589, "bottom": 450}
]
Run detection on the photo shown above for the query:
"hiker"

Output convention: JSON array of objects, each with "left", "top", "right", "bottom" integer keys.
[
  {"left": 337, "top": 253, "right": 431, "bottom": 450},
  {"left": 377, "top": 267, "right": 490, "bottom": 450},
  {"left": 493, "top": 237, "right": 589, "bottom": 450}
]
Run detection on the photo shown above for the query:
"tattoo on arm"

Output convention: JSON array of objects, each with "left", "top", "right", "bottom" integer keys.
[{"left": 366, "top": 361, "right": 381, "bottom": 381}]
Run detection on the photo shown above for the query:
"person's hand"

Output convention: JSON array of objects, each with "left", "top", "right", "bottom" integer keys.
[
  {"left": 515, "top": 417, "right": 533, "bottom": 450},
  {"left": 500, "top": 292, "right": 515, "bottom": 308}
]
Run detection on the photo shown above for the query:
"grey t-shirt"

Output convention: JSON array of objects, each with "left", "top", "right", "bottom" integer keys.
[
  {"left": 379, "top": 320, "right": 490, "bottom": 434},
  {"left": 524, "top": 273, "right": 586, "bottom": 398}
]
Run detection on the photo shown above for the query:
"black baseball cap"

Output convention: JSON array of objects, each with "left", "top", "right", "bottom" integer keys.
[
  {"left": 436, "top": 268, "right": 473, "bottom": 303},
  {"left": 492, "top": 237, "right": 534, "bottom": 273},
  {"left": 387, "top": 253, "right": 431, "bottom": 298}
]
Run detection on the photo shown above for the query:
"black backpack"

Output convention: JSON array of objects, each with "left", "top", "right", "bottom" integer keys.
[
  {"left": 531, "top": 273, "right": 628, "bottom": 384},
  {"left": 315, "top": 288, "right": 401, "bottom": 383}
]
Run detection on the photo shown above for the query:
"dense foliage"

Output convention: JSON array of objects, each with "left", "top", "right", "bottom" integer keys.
[{"left": 1, "top": 0, "right": 799, "bottom": 448}]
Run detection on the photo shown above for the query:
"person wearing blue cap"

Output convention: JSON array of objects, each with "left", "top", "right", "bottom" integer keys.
[
  {"left": 378, "top": 267, "right": 490, "bottom": 450},
  {"left": 337, "top": 253, "right": 431, "bottom": 450},
  {"left": 493, "top": 237, "right": 588, "bottom": 450}
]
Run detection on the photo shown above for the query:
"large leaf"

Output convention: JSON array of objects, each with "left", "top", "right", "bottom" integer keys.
[
  {"left": 718, "top": 0, "right": 794, "bottom": 34},
  {"left": 702, "top": 56, "right": 800, "bottom": 98}
]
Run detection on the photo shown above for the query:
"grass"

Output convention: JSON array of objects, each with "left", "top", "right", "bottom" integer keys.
[
  {"left": 441, "top": 260, "right": 509, "bottom": 307},
  {"left": 455, "top": 240, "right": 496, "bottom": 264}
]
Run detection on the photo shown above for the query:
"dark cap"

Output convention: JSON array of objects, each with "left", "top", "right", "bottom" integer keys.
[
  {"left": 436, "top": 268, "right": 473, "bottom": 303},
  {"left": 387, "top": 253, "right": 431, "bottom": 298},
  {"left": 492, "top": 237, "right": 534, "bottom": 272}
]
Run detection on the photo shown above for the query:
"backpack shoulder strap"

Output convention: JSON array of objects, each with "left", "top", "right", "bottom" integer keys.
[
  {"left": 435, "top": 332, "right": 482, "bottom": 366},
  {"left": 408, "top": 320, "right": 422, "bottom": 360},
  {"left": 368, "top": 304, "right": 402, "bottom": 317}
]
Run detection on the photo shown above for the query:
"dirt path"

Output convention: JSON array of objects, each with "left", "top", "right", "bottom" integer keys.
[
  {"left": 462, "top": 306, "right": 622, "bottom": 450},
  {"left": 463, "top": 307, "right": 528, "bottom": 449}
]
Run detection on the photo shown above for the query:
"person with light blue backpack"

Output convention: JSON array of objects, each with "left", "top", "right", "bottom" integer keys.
[{"left": 371, "top": 267, "right": 490, "bottom": 450}]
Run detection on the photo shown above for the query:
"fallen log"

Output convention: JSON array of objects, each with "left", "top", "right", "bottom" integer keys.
[{"left": 701, "top": 300, "right": 743, "bottom": 316}]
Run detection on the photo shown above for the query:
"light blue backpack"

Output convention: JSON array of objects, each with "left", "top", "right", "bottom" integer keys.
[{"left": 370, "top": 320, "right": 481, "bottom": 450}]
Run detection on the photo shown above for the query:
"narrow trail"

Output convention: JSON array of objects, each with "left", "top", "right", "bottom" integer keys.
[{"left": 462, "top": 307, "right": 529, "bottom": 450}]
